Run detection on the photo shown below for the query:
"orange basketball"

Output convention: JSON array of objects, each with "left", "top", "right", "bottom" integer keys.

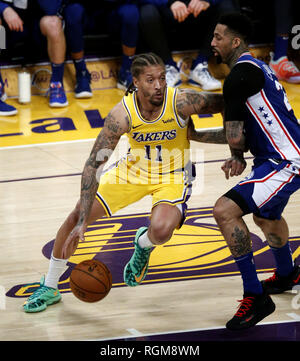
[{"left": 70, "top": 259, "right": 112, "bottom": 302}]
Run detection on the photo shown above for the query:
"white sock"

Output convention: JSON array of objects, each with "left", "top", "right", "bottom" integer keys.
[
  {"left": 138, "top": 230, "right": 154, "bottom": 249},
  {"left": 44, "top": 253, "right": 68, "bottom": 289}
]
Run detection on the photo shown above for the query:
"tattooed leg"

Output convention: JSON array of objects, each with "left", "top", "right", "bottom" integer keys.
[
  {"left": 228, "top": 224, "right": 252, "bottom": 257},
  {"left": 213, "top": 196, "right": 252, "bottom": 257},
  {"left": 253, "top": 215, "right": 289, "bottom": 248},
  {"left": 214, "top": 196, "right": 265, "bottom": 295},
  {"left": 253, "top": 215, "right": 294, "bottom": 276}
]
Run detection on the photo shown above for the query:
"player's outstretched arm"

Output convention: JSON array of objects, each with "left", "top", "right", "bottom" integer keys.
[
  {"left": 177, "top": 90, "right": 226, "bottom": 144},
  {"left": 176, "top": 89, "right": 224, "bottom": 119},
  {"left": 188, "top": 117, "right": 227, "bottom": 144}
]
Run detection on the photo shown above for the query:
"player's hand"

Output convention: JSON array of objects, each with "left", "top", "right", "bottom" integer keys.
[
  {"left": 221, "top": 156, "right": 247, "bottom": 179},
  {"left": 188, "top": 0, "right": 210, "bottom": 17},
  {"left": 3, "top": 7, "right": 24, "bottom": 32},
  {"left": 170, "top": 1, "right": 190, "bottom": 22},
  {"left": 62, "top": 223, "right": 87, "bottom": 258}
]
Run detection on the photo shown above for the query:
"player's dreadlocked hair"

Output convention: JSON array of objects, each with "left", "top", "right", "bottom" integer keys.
[{"left": 125, "top": 53, "right": 165, "bottom": 96}]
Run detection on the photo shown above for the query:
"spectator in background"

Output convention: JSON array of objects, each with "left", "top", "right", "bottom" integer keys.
[
  {"left": 269, "top": 0, "right": 300, "bottom": 83},
  {"left": 139, "top": 0, "right": 238, "bottom": 89},
  {"left": 139, "top": 0, "right": 180, "bottom": 86},
  {"left": 109, "top": 1, "right": 140, "bottom": 90},
  {"left": 81, "top": 1, "right": 140, "bottom": 91},
  {"left": 0, "top": 1, "right": 26, "bottom": 116},
  {"left": 62, "top": 2, "right": 92, "bottom": 98},
  {"left": 37, "top": 0, "right": 68, "bottom": 107},
  {"left": 170, "top": 0, "right": 222, "bottom": 90}
]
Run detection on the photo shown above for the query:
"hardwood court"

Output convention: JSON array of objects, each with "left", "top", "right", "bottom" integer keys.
[{"left": 0, "top": 75, "right": 300, "bottom": 342}]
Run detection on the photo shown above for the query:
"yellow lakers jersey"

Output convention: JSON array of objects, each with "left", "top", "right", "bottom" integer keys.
[{"left": 122, "top": 87, "right": 190, "bottom": 175}]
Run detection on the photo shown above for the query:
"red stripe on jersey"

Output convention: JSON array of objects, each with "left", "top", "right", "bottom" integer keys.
[
  {"left": 246, "top": 100, "right": 287, "bottom": 159},
  {"left": 258, "top": 173, "right": 295, "bottom": 208},
  {"left": 239, "top": 169, "right": 278, "bottom": 185},
  {"left": 260, "top": 90, "right": 300, "bottom": 156}
]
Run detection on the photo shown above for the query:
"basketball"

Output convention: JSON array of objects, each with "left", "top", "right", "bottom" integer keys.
[{"left": 70, "top": 259, "right": 112, "bottom": 302}]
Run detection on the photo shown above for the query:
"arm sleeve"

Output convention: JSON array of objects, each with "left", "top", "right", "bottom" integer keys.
[{"left": 223, "top": 62, "right": 265, "bottom": 122}]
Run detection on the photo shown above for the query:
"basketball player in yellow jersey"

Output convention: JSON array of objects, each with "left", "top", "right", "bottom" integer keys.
[{"left": 23, "top": 53, "right": 227, "bottom": 312}]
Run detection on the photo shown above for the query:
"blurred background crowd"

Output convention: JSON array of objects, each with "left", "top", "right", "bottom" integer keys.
[{"left": 0, "top": 0, "right": 299, "bottom": 115}]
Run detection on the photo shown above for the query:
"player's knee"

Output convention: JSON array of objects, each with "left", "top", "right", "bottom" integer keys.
[
  {"left": 213, "top": 196, "right": 244, "bottom": 225},
  {"left": 253, "top": 214, "right": 266, "bottom": 228},
  {"left": 253, "top": 214, "right": 277, "bottom": 232},
  {"left": 213, "top": 198, "right": 228, "bottom": 224},
  {"left": 150, "top": 220, "right": 173, "bottom": 245},
  {"left": 40, "top": 16, "right": 63, "bottom": 38}
]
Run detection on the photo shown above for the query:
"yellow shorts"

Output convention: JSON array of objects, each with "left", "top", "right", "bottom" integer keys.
[{"left": 96, "top": 157, "right": 193, "bottom": 217}]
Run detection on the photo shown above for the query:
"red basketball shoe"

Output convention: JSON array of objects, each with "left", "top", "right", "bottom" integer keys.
[
  {"left": 261, "top": 265, "right": 300, "bottom": 294},
  {"left": 269, "top": 52, "right": 300, "bottom": 83},
  {"left": 226, "top": 292, "right": 275, "bottom": 330}
]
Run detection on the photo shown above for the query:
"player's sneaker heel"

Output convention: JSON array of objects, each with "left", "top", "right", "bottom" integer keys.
[{"left": 261, "top": 265, "right": 300, "bottom": 294}]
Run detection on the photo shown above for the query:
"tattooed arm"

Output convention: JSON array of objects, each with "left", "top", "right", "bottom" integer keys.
[
  {"left": 187, "top": 117, "right": 227, "bottom": 144},
  {"left": 225, "top": 120, "right": 246, "bottom": 151},
  {"left": 62, "top": 103, "right": 129, "bottom": 257},
  {"left": 221, "top": 121, "right": 247, "bottom": 179},
  {"left": 176, "top": 89, "right": 224, "bottom": 119},
  {"left": 78, "top": 103, "right": 129, "bottom": 225},
  {"left": 189, "top": 127, "right": 227, "bottom": 144},
  {"left": 177, "top": 89, "right": 226, "bottom": 144}
]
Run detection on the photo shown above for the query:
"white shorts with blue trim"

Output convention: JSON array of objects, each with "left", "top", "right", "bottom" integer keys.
[{"left": 224, "top": 159, "right": 300, "bottom": 220}]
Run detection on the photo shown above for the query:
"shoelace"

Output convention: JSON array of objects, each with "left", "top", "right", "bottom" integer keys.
[
  {"left": 27, "top": 284, "right": 49, "bottom": 302},
  {"left": 132, "top": 245, "right": 151, "bottom": 271},
  {"left": 76, "top": 70, "right": 91, "bottom": 82},
  {"left": 194, "top": 67, "right": 214, "bottom": 81},
  {"left": 166, "top": 67, "right": 181, "bottom": 86},
  {"left": 280, "top": 60, "right": 300, "bottom": 75},
  {"left": 264, "top": 270, "right": 279, "bottom": 283},
  {"left": 166, "top": 65, "right": 178, "bottom": 77},
  {"left": 234, "top": 296, "right": 255, "bottom": 317},
  {"left": 50, "top": 83, "right": 63, "bottom": 98}
]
